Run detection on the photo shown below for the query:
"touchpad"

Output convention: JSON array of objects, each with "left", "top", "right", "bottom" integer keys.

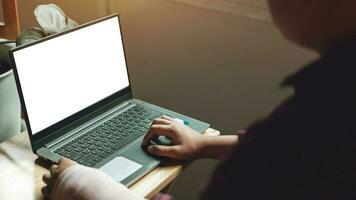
[{"left": 99, "top": 157, "right": 142, "bottom": 182}]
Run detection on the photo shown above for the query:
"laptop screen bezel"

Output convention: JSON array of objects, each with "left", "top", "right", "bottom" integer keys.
[{"left": 10, "top": 14, "right": 133, "bottom": 151}]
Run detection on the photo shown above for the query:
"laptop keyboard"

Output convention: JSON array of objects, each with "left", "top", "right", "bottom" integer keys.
[{"left": 54, "top": 105, "right": 161, "bottom": 167}]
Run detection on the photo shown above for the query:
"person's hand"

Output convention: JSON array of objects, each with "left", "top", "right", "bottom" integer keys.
[
  {"left": 42, "top": 158, "right": 77, "bottom": 198},
  {"left": 142, "top": 116, "right": 206, "bottom": 160}
]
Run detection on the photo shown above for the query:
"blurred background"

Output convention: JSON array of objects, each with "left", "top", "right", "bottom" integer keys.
[{"left": 17, "top": 0, "right": 317, "bottom": 199}]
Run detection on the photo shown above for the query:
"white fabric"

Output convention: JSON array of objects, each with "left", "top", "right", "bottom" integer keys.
[
  {"left": 34, "top": 4, "right": 78, "bottom": 35},
  {"left": 52, "top": 165, "right": 144, "bottom": 200}
]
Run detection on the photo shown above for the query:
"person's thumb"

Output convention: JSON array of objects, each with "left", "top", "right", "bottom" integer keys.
[{"left": 147, "top": 145, "right": 178, "bottom": 158}]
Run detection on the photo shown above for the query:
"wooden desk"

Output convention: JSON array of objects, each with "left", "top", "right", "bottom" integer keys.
[{"left": 0, "top": 128, "right": 220, "bottom": 200}]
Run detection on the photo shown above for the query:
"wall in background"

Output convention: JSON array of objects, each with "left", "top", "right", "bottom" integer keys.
[
  {"left": 17, "top": 0, "right": 317, "bottom": 199},
  {"left": 168, "top": 0, "right": 271, "bottom": 22}
]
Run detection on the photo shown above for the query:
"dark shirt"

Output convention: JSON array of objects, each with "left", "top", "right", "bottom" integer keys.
[{"left": 201, "top": 40, "right": 356, "bottom": 200}]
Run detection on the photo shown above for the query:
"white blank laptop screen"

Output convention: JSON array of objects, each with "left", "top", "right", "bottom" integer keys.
[{"left": 13, "top": 17, "right": 130, "bottom": 135}]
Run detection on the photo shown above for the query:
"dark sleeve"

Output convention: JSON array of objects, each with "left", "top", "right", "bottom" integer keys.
[
  {"left": 200, "top": 97, "right": 307, "bottom": 200},
  {"left": 200, "top": 93, "right": 356, "bottom": 200}
]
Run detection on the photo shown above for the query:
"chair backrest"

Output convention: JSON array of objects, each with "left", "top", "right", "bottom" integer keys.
[{"left": 0, "top": 0, "right": 19, "bottom": 40}]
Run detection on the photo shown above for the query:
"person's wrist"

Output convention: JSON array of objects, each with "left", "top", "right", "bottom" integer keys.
[
  {"left": 194, "top": 136, "right": 214, "bottom": 159},
  {"left": 194, "top": 135, "right": 239, "bottom": 160}
]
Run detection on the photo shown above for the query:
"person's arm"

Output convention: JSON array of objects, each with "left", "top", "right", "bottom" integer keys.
[
  {"left": 42, "top": 159, "right": 144, "bottom": 200},
  {"left": 142, "top": 116, "right": 239, "bottom": 160},
  {"left": 197, "top": 135, "right": 238, "bottom": 160}
]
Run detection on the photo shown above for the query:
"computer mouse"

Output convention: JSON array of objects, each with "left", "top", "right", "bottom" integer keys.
[{"left": 150, "top": 136, "right": 173, "bottom": 146}]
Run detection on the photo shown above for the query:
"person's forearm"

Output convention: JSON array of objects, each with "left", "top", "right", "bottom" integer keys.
[
  {"left": 197, "top": 135, "right": 239, "bottom": 160},
  {"left": 52, "top": 165, "right": 144, "bottom": 200}
]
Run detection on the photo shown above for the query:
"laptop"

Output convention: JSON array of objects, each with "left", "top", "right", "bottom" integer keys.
[{"left": 9, "top": 14, "right": 209, "bottom": 186}]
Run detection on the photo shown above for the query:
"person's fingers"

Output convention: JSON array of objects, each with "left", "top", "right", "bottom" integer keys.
[
  {"left": 50, "top": 164, "right": 58, "bottom": 170},
  {"left": 42, "top": 174, "right": 52, "bottom": 185},
  {"left": 41, "top": 186, "right": 51, "bottom": 198},
  {"left": 161, "top": 115, "right": 173, "bottom": 120},
  {"left": 150, "top": 124, "right": 177, "bottom": 136},
  {"left": 147, "top": 145, "right": 179, "bottom": 158},
  {"left": 50, "top": 158, "right": 76, "bottom": 178},
  {"left": 57, "top": 157, "right": 64, "bottom": 164},
  {"left": 58, "top": 157, "right": 76, "bottom": 169},
  {"left": 143, "top": 116, "right": 175, "bottom": 146},
  {"left": 142, "top": 125, "right": 161, "bottom": 147},
  {"left": 142, "top": 124, "right": 176, "bottom": 146},
  {"left": 152, "top": 118, "right": 172, "bottom": 125},
  {"left": 42, "top": 174, "right": 57, "bottom": 189},
  {"left": 50, "top": 164, "right": 59, "bottom": 176}
]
